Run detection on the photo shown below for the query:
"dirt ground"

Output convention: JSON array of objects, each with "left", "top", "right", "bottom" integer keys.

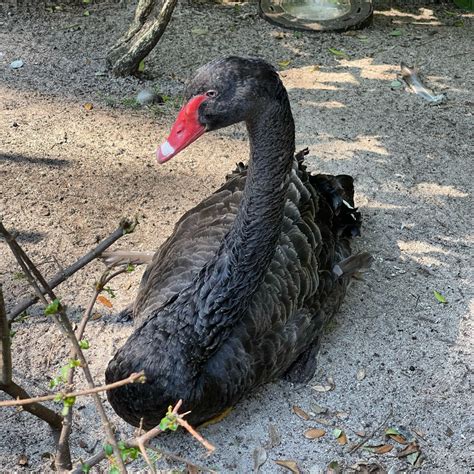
[{"left": 0, "top": 1, "right": 473, "bottom": 472}]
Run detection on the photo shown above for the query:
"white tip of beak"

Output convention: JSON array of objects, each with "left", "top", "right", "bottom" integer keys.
[{"left": 157, "top": 140, "right": 175, "bottom": 163}]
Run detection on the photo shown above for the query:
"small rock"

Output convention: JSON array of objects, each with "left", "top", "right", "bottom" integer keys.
[
  {"left": 17, "top": 454, "right": 28, "bottom": 466},
  {"left": 10, "top": 59, "right": 24, "bottom": 69},
  {"left": 136, "top": 88, "right": 162, "bottom": 106},
  {"left": 356, "top": 368, "right": 366, "bottom": 381}
]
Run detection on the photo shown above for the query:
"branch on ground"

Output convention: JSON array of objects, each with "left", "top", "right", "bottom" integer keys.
[
  {"left": 7, "top": 217, "right": 137, "bottom": 323},
  {"left": 106, "top": 0, "right": 178, "bottom": 76}
]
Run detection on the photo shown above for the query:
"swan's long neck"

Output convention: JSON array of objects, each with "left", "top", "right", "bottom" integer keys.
[{"left": 186, "top": 90, "right": 295, "bottom": 360}]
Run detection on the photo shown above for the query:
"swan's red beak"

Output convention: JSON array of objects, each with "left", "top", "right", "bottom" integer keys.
[{"left": 157, "top": 95, "right": 207, "bottom": 163}]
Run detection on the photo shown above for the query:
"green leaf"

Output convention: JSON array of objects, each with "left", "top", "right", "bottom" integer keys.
[
  {"left": 60, "top": 365, "right": 70, "bottom": 380},
  {"left": 333, "top": 428, "right": 343, "bottom": 438},
  {"left": 277, "top": 60, "right": 291, "bottom": 68},
  {"left": 389, "top": 29, "right": 403, "bottom": 36},
  {"left": 104, "top": 444, "right": 114, "bottom": 456},
  {"left": 79, "top": 339, "right": 90, "bottom": 350},
  {"left": 44, "top": 299, "right": 61, "bottom": 315},
  {"left": 454, "top": 20, "right": 464, "bottom": 27},
  {"left": 385, "top": 427, "right": 401, "bottom": 436},
  {"left": 390, "top": 80, "right": 403, "bottom": 89},
  {"left": 328, "top": 48, "right": 348, "bottom": 58},
  {"left": 138, "top": 60, "right": 145, "bottom": 72},
  {"left": 109, "top": 466, "right": 120, "bottom": 474},
  {"left": 69, "top": 359, "right": 81, "bottom": 369},
  {"left": 126, "top": 263, "right": 135, "bottom": 273},
  {"left": 49, "top": 377, "right": 61, "bottom": 389},
  {"left": 81, "top": 463, "right": 91, "bottom": 474},
  {"left": 83, "top": 10, "right": 90, "bottom": 16},
  {"left": 104, "top": 286, "right": 116, "bottom": 298},
  {"left": 433, "top": 290, "right": 447, "bottom": 304},
  {"left": 83, "top": 0, "right": 91, "bottom": 3},
  {"left": 54, "top": 393, "right": 63, "bottom": 402}
]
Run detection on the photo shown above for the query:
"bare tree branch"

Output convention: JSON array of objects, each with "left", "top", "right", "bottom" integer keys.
[
  {"left": 0, "top": 221, "right": 128, "bottom": 474},
  {"left": 7, "top": 217, "right": 137, "bottom": 323},
  {"left": 0, "top": 371, "right": 145, "bottom": 408},
  {"left": 1, "top": 284, "right": 63, "bottom": 431}
]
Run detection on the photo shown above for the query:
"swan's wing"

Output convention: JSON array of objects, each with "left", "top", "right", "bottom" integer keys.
[{"left": 134, "top": 172, "right": 245, "bottom": 323}]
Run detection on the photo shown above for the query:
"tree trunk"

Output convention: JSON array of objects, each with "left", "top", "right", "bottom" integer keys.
[{"left": 107, "top": 0, "right": 178, "bottom": 77}]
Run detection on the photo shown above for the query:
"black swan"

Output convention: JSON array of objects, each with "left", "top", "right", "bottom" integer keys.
[{"left": 105, "top": 56, "right": 369, "bottom": 428}]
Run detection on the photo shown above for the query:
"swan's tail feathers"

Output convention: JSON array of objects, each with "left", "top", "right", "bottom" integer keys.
[
  {"left": 101, "top": 250, "right": 155, "bottom": 268},
  {"left": 332, "top": 252, "right": 374, "bottom": 278},
  {"left": 312, "top": 174, "right": 362, "bottom": 238}
]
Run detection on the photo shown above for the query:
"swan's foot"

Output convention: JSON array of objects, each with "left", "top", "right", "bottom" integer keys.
[
  {"left": 198, "top": 407, "right": 233, "bottom": 428},
  {"left": 283, "top": 340, "right": 321, "bottom": 384}
]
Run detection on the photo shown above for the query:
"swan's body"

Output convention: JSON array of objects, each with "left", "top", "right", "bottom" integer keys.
[{"left": 106, "top": 57, "right": 365, "bottom": 428}]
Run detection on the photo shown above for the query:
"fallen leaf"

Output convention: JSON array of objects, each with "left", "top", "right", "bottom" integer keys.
[
  {"left": 364, "top": 444, "right": 393, "bottom": 454},
  {"left": 328, "top": 48, "right": 348, "bottom": 58},
  {"left": 413, "top": 428, "right": 426, "bottom": 439},
  {"left": 191, "top": 27, "right": 208, "bottom": 35},
  {"left": 292, "top": 406, "right": 310, "bottom": 420},
  {"left": 304, "top": 428, "right": 326, "bottom": 439},
  {"left": 356, "top": 368, "right": 366, "bottom": 381},
  {"left": 356, "top": 430, "right": 366, "bottom": 437},
  {"left": 266, "top": 423, "right": 282, "bottom": 448},
  {"left": 138, "top": 60, "right": 145, "bottom": 73},
  {"left": 445, "top": 426, "right": 454, "bottom": 437},
  {"left": 454, "top": 20, "right": 464, "bottom": 27},
  {"left": 397, "top": 442, "right": 420, "bottom": 458},
  {"left": 433, "top": 290, "right": 447, "bottom": 304},
  {"left": 310, "top": 403, "right": 327, "bottom": 414},
  {"left": 327, "top": 460, "right": 340, "bottom": 473},
  {"left": 253, "top": 446, "right": 267, "bottom": 472},
  {"left": 275, "top": 460, "right": 300, "bottom": 473},
  {"left": 91, "top": 312, "right": 102, "bottom": 321},
  {"left": 315, "top": 417, "right": 332, "bottom": 425},
  {"left": 336, "top": 411, "right": 349, "bottom": 420},
  {"left": 390, "top": 80, "right": 404, "bottom": 90},
  {"left": 406, "top": 451, "right": 421, "bottom": 465},
  {"left": 278, "top": 60, "right": 291, "bottom": 68},
  {"left": 18, "top": 454, "right": 28, "bottom": 466},
  {"left": 83, "top": 10, "right": 90, "bottom": 16},
  {"left": 389, "top": 29, "right": 403, "bottom": 36},
  {"left": 97, "top": 295, "right": 113, "bottom": 308},
  {"left": 333, "top": 428, "right": 342, "bottom": 438},
  {"left": 83, "top": 102, "right": 94, "bottom": 111},
  {"left": 312, "top": 377, "right": 335, "bottom": 392},
  {"left": 337, "top": 432, "right": 347, "bottom": 445}
]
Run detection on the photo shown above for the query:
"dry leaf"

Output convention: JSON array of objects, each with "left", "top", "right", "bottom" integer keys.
[
  {"left": 337, "top": 432, "right": 348, "bottom": 445},
  {"left": 83, "top": 102, "right": 94, "bottom": 111},
  {"left": 315, "top": 417, "right": 332, "bottom": 425},
  {"left": 304, "top": 428, "right": 326, "bottom": 439},
  {"left": 91, "top": 312, "right": 102, "bottom": 320},
  {"left": 356, "top": 430, "right": 366, "bottom": 437},
  {"left": 388, "top": 434, "right": 408, "bottom": 444},
  {"left": 267, "top": 423, "right": 282, "bottom": 448},
  {"left": 364, "top": 444, "right": 393, "bottom": 454},
  {"left": 97, "top": 295, "right": 113, "bottom": 308},
  {"left": 413, "top": 428, "right": 426, "bottom": 439},
  {"left": 275, "top": 460, "right": 300, "bottom": 474},
  {"left": 253, "top": 446, "right": 267, "bottom": 472},
  {"left": 336, "top": 411, "right": 349, "bottom": 420},
  {"left": 356, "top": 368, "right": 366, "bottom": 381},
  {"left": 397, "top": 442, "right": 420, "bottom": 458},
  {"left": 292, "top": 405, "right": 310, "bottom": 420},
  {"left": 18, "top": 454, "right": 28, "bottom": 466},
  {"left": 311, "top": 403, "right": 327, "bottom": 414}
]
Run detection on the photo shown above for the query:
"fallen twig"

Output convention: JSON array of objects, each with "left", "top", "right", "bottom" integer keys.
[
  {"left": 349, "top": 410, "right": 393, "bottom": 454},
  {"left": 7, "top": 217, "right": 137, "bottom": 323},
  {"left": 0, "top": 371, "right": 145, "bottom": 408}
]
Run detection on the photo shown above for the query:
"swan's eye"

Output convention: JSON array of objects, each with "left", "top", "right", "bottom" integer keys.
[{"left": 205, "top": 90, "right": 218, "bottom": 98}]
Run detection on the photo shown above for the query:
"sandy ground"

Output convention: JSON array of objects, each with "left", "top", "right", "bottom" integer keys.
[{"left": 0, "top": 1, "right": 473, "bottom": 473}]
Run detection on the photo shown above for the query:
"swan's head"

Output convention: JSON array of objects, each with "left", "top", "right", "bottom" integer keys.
[{"left": 157, "top": 56, "right": 283, "bottom": 163}]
